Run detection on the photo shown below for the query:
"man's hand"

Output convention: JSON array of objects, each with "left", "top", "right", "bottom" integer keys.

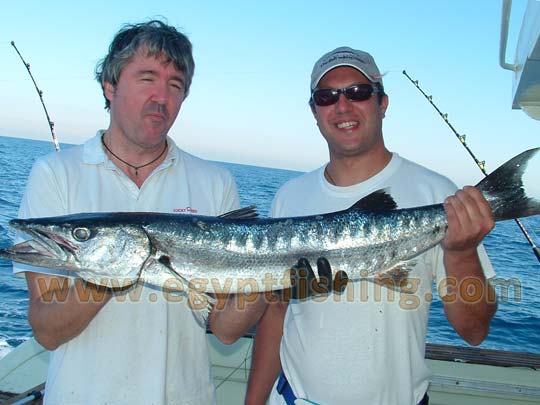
[
  {"left": 442, "top": 186, "right": 494, "bottom": 253},
  {"left": 290, "top": 257, "right": 348, "bottom": 300}
]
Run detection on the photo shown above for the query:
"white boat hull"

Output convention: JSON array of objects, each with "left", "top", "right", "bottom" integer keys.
[{"left": 1, "top": 336, "right": 539, "bottom": 404}]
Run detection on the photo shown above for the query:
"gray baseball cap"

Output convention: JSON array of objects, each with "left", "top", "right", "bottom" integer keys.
[{"left": 310, "top": 47, "right": 383, "bottom": 90}]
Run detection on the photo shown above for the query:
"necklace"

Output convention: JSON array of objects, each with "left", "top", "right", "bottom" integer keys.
[
  {"left": 101, "top": 135, "right": 168, "bottom": 177},
  {"left": 324, "top": 166, "right": 337, "bottom": 185}
]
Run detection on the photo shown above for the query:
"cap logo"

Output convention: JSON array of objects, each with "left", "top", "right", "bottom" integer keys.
[{"left": 319, "top": 52, "right": 368, "bottom": 69}]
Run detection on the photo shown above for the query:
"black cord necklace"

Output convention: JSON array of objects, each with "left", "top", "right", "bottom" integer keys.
[
  {"left": 324, "top": 166, "right": 337, "bottom": 185},
  {"left": 101, "top": 134, "right": 168, "bottom": 177}
]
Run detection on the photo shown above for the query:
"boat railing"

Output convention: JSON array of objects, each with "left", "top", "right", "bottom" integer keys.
[{"left": 499, "top": 0, "right": 517, "bottom": 72}]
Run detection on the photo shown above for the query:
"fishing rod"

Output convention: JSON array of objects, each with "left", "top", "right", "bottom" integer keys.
[
  {"left": 11, "top": 41, "right": 60, "bottom": 151},
  {"left": 403, "top": 70, "right": 540, "bottom": 264}
]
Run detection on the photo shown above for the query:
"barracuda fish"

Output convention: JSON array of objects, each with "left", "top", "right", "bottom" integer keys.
[{"left": 1, "top": 149, "right": 539, "bottom": 305}]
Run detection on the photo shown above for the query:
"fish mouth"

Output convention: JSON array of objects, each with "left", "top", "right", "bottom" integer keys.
[{"left": 0, "top": 220, "right": 77, "bottom": 265}]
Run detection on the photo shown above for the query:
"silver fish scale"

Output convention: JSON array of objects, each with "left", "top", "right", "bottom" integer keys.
[
  {"left": 141, "top": 205, "right": 449, "bottom": 293},
  {"left": 4, "top": 148, "right": 538, "bottom": 295}
]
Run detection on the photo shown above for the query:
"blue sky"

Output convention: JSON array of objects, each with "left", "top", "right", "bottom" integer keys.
[{"left": 0, "top": 0, "right": 538, "bottom": 189}]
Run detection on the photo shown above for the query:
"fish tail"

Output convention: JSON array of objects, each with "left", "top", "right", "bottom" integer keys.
[{"left": 476, "top": 148, "right": 540, "bottom": 221}]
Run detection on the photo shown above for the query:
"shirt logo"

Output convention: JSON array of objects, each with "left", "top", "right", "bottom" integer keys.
[{"left": 173, "top": 206, "right": 198, "bottom": 214}]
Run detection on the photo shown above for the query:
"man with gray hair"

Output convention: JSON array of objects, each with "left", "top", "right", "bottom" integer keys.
[{"left": 15, "top": 20, "right": 263, "bottom": 404}]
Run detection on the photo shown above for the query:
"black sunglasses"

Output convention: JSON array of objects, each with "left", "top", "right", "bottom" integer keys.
[{"left": 311, "top": 83, "right": 379, "bottom": 106}]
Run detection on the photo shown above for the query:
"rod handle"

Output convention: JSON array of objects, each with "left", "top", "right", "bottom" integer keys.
[{"left": 533, "top": 247, "right": 540, "bottom": 263}]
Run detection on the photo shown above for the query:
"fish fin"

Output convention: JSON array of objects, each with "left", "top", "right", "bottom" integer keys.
[
  {"left": 374, "top": 260, "right": 417, "bottom": 291},
  {"left": 157, "top": 255, "right": 215, "bottom": 322},
  {"left": 187, "top": 290, "right": 216, "bottom": 324},
  {"left": 218, "top": 205, "right": 259, "bottom": 219},
  {"left": 475, "top": 148, "right": 540, "bottom": 221},
  {"left": 349, "top": 189, "right": 398, "bottom": 212}
]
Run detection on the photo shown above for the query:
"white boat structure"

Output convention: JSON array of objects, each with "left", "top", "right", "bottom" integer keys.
[
  {"left": 1, "top": 330, "right": 540, "bottom": 405},
  {"left": 1, "top": 1, "right": 540, "bottom": 404},
  {"left": 500, "top": 0, "right": 540, "bottom": 120}
]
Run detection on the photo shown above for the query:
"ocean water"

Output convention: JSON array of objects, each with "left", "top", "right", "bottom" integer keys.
[{"left": 0, "top": 135, "right": 539, "bottom": 359}]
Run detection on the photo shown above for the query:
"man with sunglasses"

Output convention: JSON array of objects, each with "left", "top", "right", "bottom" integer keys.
[{"left": 246, "top": 47, "right": 497, "bottom": 405}]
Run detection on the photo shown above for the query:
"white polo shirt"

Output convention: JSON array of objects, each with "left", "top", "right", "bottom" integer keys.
[{"left": 14, "top": 131, "right": 240, "bottom": 404}]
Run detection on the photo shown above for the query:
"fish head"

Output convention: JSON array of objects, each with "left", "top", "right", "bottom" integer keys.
[{"left": 0, "top": 213, "right": 152, "bottom": 286}]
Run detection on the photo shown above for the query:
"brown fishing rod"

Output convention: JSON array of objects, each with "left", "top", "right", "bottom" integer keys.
[
  {"left": 11, "top": 41, "right": 60, "bottom": 152},
  {"left": 403, "top": 70, "right": 540, "bottom": 264}
]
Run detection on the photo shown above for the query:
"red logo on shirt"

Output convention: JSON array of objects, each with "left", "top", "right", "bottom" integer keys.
[{"left": 173, "top": 206, "right": 198, "bottom": 214}]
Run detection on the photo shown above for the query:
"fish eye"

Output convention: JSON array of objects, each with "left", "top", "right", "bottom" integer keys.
[{"left": 73, "top": 227, "right": 91, "bottom": 241}]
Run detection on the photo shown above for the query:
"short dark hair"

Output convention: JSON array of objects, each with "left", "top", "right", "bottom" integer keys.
[
  {"left": 374, "top": 82, "right": 385, "bottom": 104},
  {"left": 95, "top": 19, "right": 195, "bottom": 110}
]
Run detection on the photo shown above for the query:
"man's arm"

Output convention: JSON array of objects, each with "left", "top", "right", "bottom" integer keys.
[
  {"left": 26, "top": 272, "right": 112, "bottom": 350},
  {"left": 209, "top": 293, "right": 268, "bottom": 345},
  {"left": 440, "top": 186, "right": 497, "bottom": 346},
  {"left": 245, "top": 301, "right": 287, "bottom": 405},
  {"left": 210, "top": 258, "right": 347, "bottom": 344}
]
